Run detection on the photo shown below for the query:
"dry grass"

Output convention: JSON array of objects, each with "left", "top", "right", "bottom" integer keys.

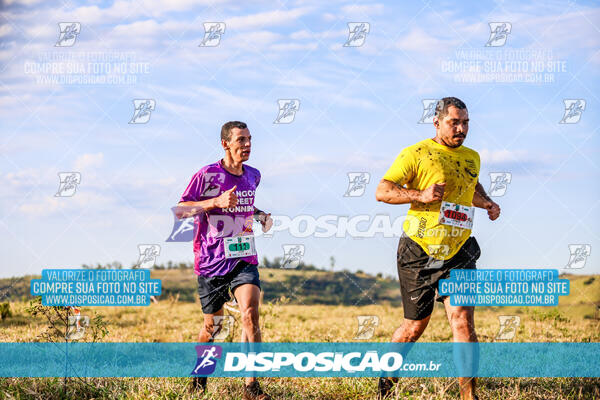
[{"left": 0, "top": 273, "right": 599, "bottom": 399}]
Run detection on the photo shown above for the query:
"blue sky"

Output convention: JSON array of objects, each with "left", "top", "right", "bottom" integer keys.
[{"left": 1, "top": 0, "right": 599, "bottom": 278}]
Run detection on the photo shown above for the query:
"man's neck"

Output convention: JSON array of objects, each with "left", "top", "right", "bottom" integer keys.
[
  {"left": 221, "top": 156, "right": 243, "bottom": 175},
  {"left": 432, "top": 135, "right": 460, "bottom": 149}
]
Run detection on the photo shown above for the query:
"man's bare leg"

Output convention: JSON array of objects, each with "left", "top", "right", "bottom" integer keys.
[
  {"left": 241, "top": 324, "right": 247, "bottom": 342},
  {"left": 191, "top": 308, "right": 224, "bottom": 392},
  {"left": 233, "top": 284, "right": 261, "bottom": 386},
  {"left": 198, "top": 308, "right": 224, "bottom": 342},
  {"left": 391, "top": 315, "right": 431, "bottom": 343},
  {"left": 443, "top": 297, "right": 478, "bottom": 400},
  {"left": 379, "top": 315, "right": 432, "bottom": 399}
]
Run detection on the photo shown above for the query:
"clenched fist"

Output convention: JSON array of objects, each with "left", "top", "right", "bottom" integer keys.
[
  {"left": 485, "top": 201, "right": 501, "bottom": 221},
  {"left": 418, "top": 182, "right": 446, "bottom": 203},
  {"left": 214, "top": 185, "right": 238, "bottom": 208},
  {"left": 260, "top": 213, "right": 273, "bottom": 233}
]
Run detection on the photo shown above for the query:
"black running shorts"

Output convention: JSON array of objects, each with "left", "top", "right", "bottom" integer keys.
[
  {"left": 397, "top": 234, "right": 481, "bottom": 320},
  {"left": 197, "top": 261, "right": 261, "bottom": 314}
]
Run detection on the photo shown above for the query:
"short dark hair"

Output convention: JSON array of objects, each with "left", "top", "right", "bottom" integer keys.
[
  {"left": 221, "top": 121, "right": 247, "bottom": 142},
  {"left": 435, "top": 97, "right": 467, "bottom": 120}
]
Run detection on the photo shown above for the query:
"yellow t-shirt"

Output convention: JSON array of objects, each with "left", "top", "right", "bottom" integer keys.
[{"left": 383, "top": 138, "right": 480, "bottom": 260}]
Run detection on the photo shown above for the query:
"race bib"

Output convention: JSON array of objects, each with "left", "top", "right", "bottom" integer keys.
[
  {"left": 439, "top": 201, "right": 474, "bottom": 230},
  {"left": 224, "top": 235, "right": 256, "bottom": 259}
]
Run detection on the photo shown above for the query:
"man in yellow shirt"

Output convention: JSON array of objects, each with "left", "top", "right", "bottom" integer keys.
[{"left": 375, "top": 97, "right": 501, "bottom": 400}]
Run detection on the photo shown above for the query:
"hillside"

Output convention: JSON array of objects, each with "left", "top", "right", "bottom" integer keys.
[
  {"left": 0, "top": 266, "right": 402, "bottom": 306},
  {"left": 2, "top": 268, "right": 599, "bottom": 310}
]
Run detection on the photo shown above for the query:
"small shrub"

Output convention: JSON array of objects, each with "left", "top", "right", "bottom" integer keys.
[{"left": 0, "top": 302, "right": 11, "bottom": 320}]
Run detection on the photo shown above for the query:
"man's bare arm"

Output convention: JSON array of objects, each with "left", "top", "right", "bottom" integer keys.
[
  {"left": 375, "top": 179, "right": 445, "bottom": 205},
  {"left": 472, "top": 181, "right": 501, "bottom": 221},
  {"left": 175, "top": 199, "right": 218, "bottom": 219},
  {"left": 253, "top": 206, "right": 266, "bottom": 218},
  {"left": 472, "top": 181, "right": 493, "bottom": 208},
  {"left": 253, "top": 206, "right": 270, "bottom": 223},
  {"left": 375, "top": 179, "right": 421, "bottom": 204},
  {"left": 175, "top": 185, "right": 238, "bottom": 219},
  {"left": 253, "top": 206, "right": 273, "bottom": 232}
]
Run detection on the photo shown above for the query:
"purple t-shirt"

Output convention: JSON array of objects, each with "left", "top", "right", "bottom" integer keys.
[{"left": 180, "top": 160, "right": 261, "bottom": 277}]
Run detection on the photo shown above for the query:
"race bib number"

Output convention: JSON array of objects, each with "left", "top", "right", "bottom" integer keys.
[
  {"left": 439, "top": 201, "right": 474, "bottom": 230},
  {"left": 224, "top": 235, "right": 256, "bottom": 259}
]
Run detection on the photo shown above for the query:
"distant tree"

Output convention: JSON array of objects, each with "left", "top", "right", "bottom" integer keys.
[{"left": 262, "top": 256, "right": 271, "bottom": 269}]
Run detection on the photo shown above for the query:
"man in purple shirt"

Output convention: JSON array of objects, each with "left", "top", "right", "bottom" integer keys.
[{"left": 177, "top": 121, "right": 272, "bottom": 400}]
